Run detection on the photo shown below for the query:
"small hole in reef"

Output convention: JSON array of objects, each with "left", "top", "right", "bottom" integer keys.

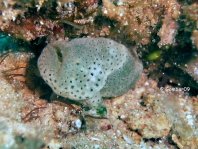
[
  {"left": 91, "top": 73, "right": 94, "bottom": 76},
  {"left": 71, "top": 85, "right": 74, "bottom": 89},
  {"left": 90, "top": 88, "right": 93, "bottom": 92}
]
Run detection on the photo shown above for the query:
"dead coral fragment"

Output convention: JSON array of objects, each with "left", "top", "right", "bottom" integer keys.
[
  {"left": 183, "top": 3, "right": 198, "bottom": 22},
  {"left": 157, "top": 16, "right": 178, "bottom": 47},
  {"left": 1, "top": 17, "right": 64, "bottom": 41},
  {"left": 191, "top": 30, "right": 198, "bottom": 49}
]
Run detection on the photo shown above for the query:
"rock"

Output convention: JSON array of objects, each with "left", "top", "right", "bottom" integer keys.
[
  {"left": 178, "top": 54, "right": 198, "bottom": 91},
  {"left": 102, "top": 0, "right": 180, "bottom": 45},
  {"left": 126, "top": 111, "right": 171, "bottom": 139}
]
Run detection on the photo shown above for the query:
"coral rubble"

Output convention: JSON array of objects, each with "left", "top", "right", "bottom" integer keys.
[
  {"left": 0, "top": 53, "right": 197, "bottom": 148},
  {"left": 102, "top": 0, "right": 180, "bottom": 45}
]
